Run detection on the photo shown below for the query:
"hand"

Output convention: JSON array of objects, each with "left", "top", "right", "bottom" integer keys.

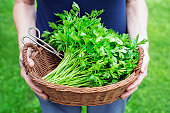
[
  {"left": 121, "top": 47, "right": 150, "bottom": 100},
  {"left": 19, "top": 49, "right": 48, "bottom": 100}
]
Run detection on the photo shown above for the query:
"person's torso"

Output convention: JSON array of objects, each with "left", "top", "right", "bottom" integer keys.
[{"left": 36, "top": 0, "right": 127, "bottom": 36}]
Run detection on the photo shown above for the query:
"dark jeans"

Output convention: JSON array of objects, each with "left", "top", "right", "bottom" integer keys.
[{"left": 35, "top": 93, "right": 131, "bottom": 113}]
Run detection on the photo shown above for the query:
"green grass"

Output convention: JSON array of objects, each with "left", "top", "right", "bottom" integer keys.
[{"left": 0, "top": 0, "right": 169, "bottom": 113}]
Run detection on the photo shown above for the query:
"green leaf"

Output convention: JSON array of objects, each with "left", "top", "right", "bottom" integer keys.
[
  {"left": 137, "top": 39, "right": 149, "bottom": 45},
  {"left": 72, "top": 2, "right": 80, "bottom": 12},
  {"left": 41, "top": 31, "right": 51, "bottom": 38},
  {"left": 48, "top": 22, "right": 58, "bottom": 29}
]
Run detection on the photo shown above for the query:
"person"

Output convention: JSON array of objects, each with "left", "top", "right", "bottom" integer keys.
[{"left": 13, "top": 0, "right": 150, "bottom": 113}]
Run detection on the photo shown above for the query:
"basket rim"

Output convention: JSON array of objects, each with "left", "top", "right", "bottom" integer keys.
[
  {"left": 27, "top": 46, "right": 144, "bottom": 93},
  {"left": 29, "top": 71, "right": 137, "bottom": 93}
]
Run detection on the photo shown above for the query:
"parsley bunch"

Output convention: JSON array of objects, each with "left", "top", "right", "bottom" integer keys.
[{"left": 42, "top": 2, "right": 147, "bottom": 87}]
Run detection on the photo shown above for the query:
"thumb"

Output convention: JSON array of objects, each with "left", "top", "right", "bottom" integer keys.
[
  {"left": 140, "top": 56, "right": 149, "bottom": 73},
  {"left": 27, "top": 58, "right": 34, "bottom": 67},
  {"left": 141, "top": 66, "right": 145, "bottom": 73}
]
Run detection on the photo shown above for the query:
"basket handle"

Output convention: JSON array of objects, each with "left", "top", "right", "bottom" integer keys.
[{"left": 22, "top": 43, "right": 39, "bottom": 72}]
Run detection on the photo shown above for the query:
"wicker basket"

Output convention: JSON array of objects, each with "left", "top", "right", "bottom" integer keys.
[{"left": 22, "top": 43, "right": 144, "bottom": 106}]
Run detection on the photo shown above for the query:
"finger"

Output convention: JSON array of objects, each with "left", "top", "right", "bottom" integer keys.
[
  {"left": 141, "top": 63, "right": 148, "bottom": 73},
  {"left": 34, "top": 90, "right": 48, "bottom": 100},
  {"left": 21, "top": 72, "right": 42, "bottom": 93},
  {"left": 19, "top": 60, "right": 24, "bottom": 69},
  {"left": 121, "top": 87, "right": 138, "bottom": 100},
  {"left": 141, "top": 61, "right": 147, "bottom": 73},
  {"left": 126, "top": 71, "right": 146, "bottom": 91},
  {"left": 141, "top": 54, "right": 150, "bottom": 73},
  {"left": 19, "top": 55, "right": 24, "bottom": 67},
  {"left": 19, "top": 61, "right": 26, "bottom": 79},
  {"left": 27, "top": 48, "right": 34, "bottom": 67},
  {"left": 27, "top": 58, "right": 34, "bottom": 67},
  {"left": 141, "top": 67, "right": 145, "bottom": 73}
]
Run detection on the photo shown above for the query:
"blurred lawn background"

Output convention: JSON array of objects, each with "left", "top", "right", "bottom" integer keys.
[{"left": 0, "top": 0, "right": 169, "bottom": 113}]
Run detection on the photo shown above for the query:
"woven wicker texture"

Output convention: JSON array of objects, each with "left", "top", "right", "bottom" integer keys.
[{"left": 22, "top": 43, "right": 144, "bottom": 106}]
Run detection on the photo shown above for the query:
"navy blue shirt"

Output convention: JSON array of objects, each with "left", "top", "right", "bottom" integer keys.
[{"left": 36, "top": 0, "right": 127, "bottom": 36}]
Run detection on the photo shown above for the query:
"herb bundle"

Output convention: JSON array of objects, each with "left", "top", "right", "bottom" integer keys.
[{"left": 42, "top": 2, "right": 147, "bottom": 87}]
